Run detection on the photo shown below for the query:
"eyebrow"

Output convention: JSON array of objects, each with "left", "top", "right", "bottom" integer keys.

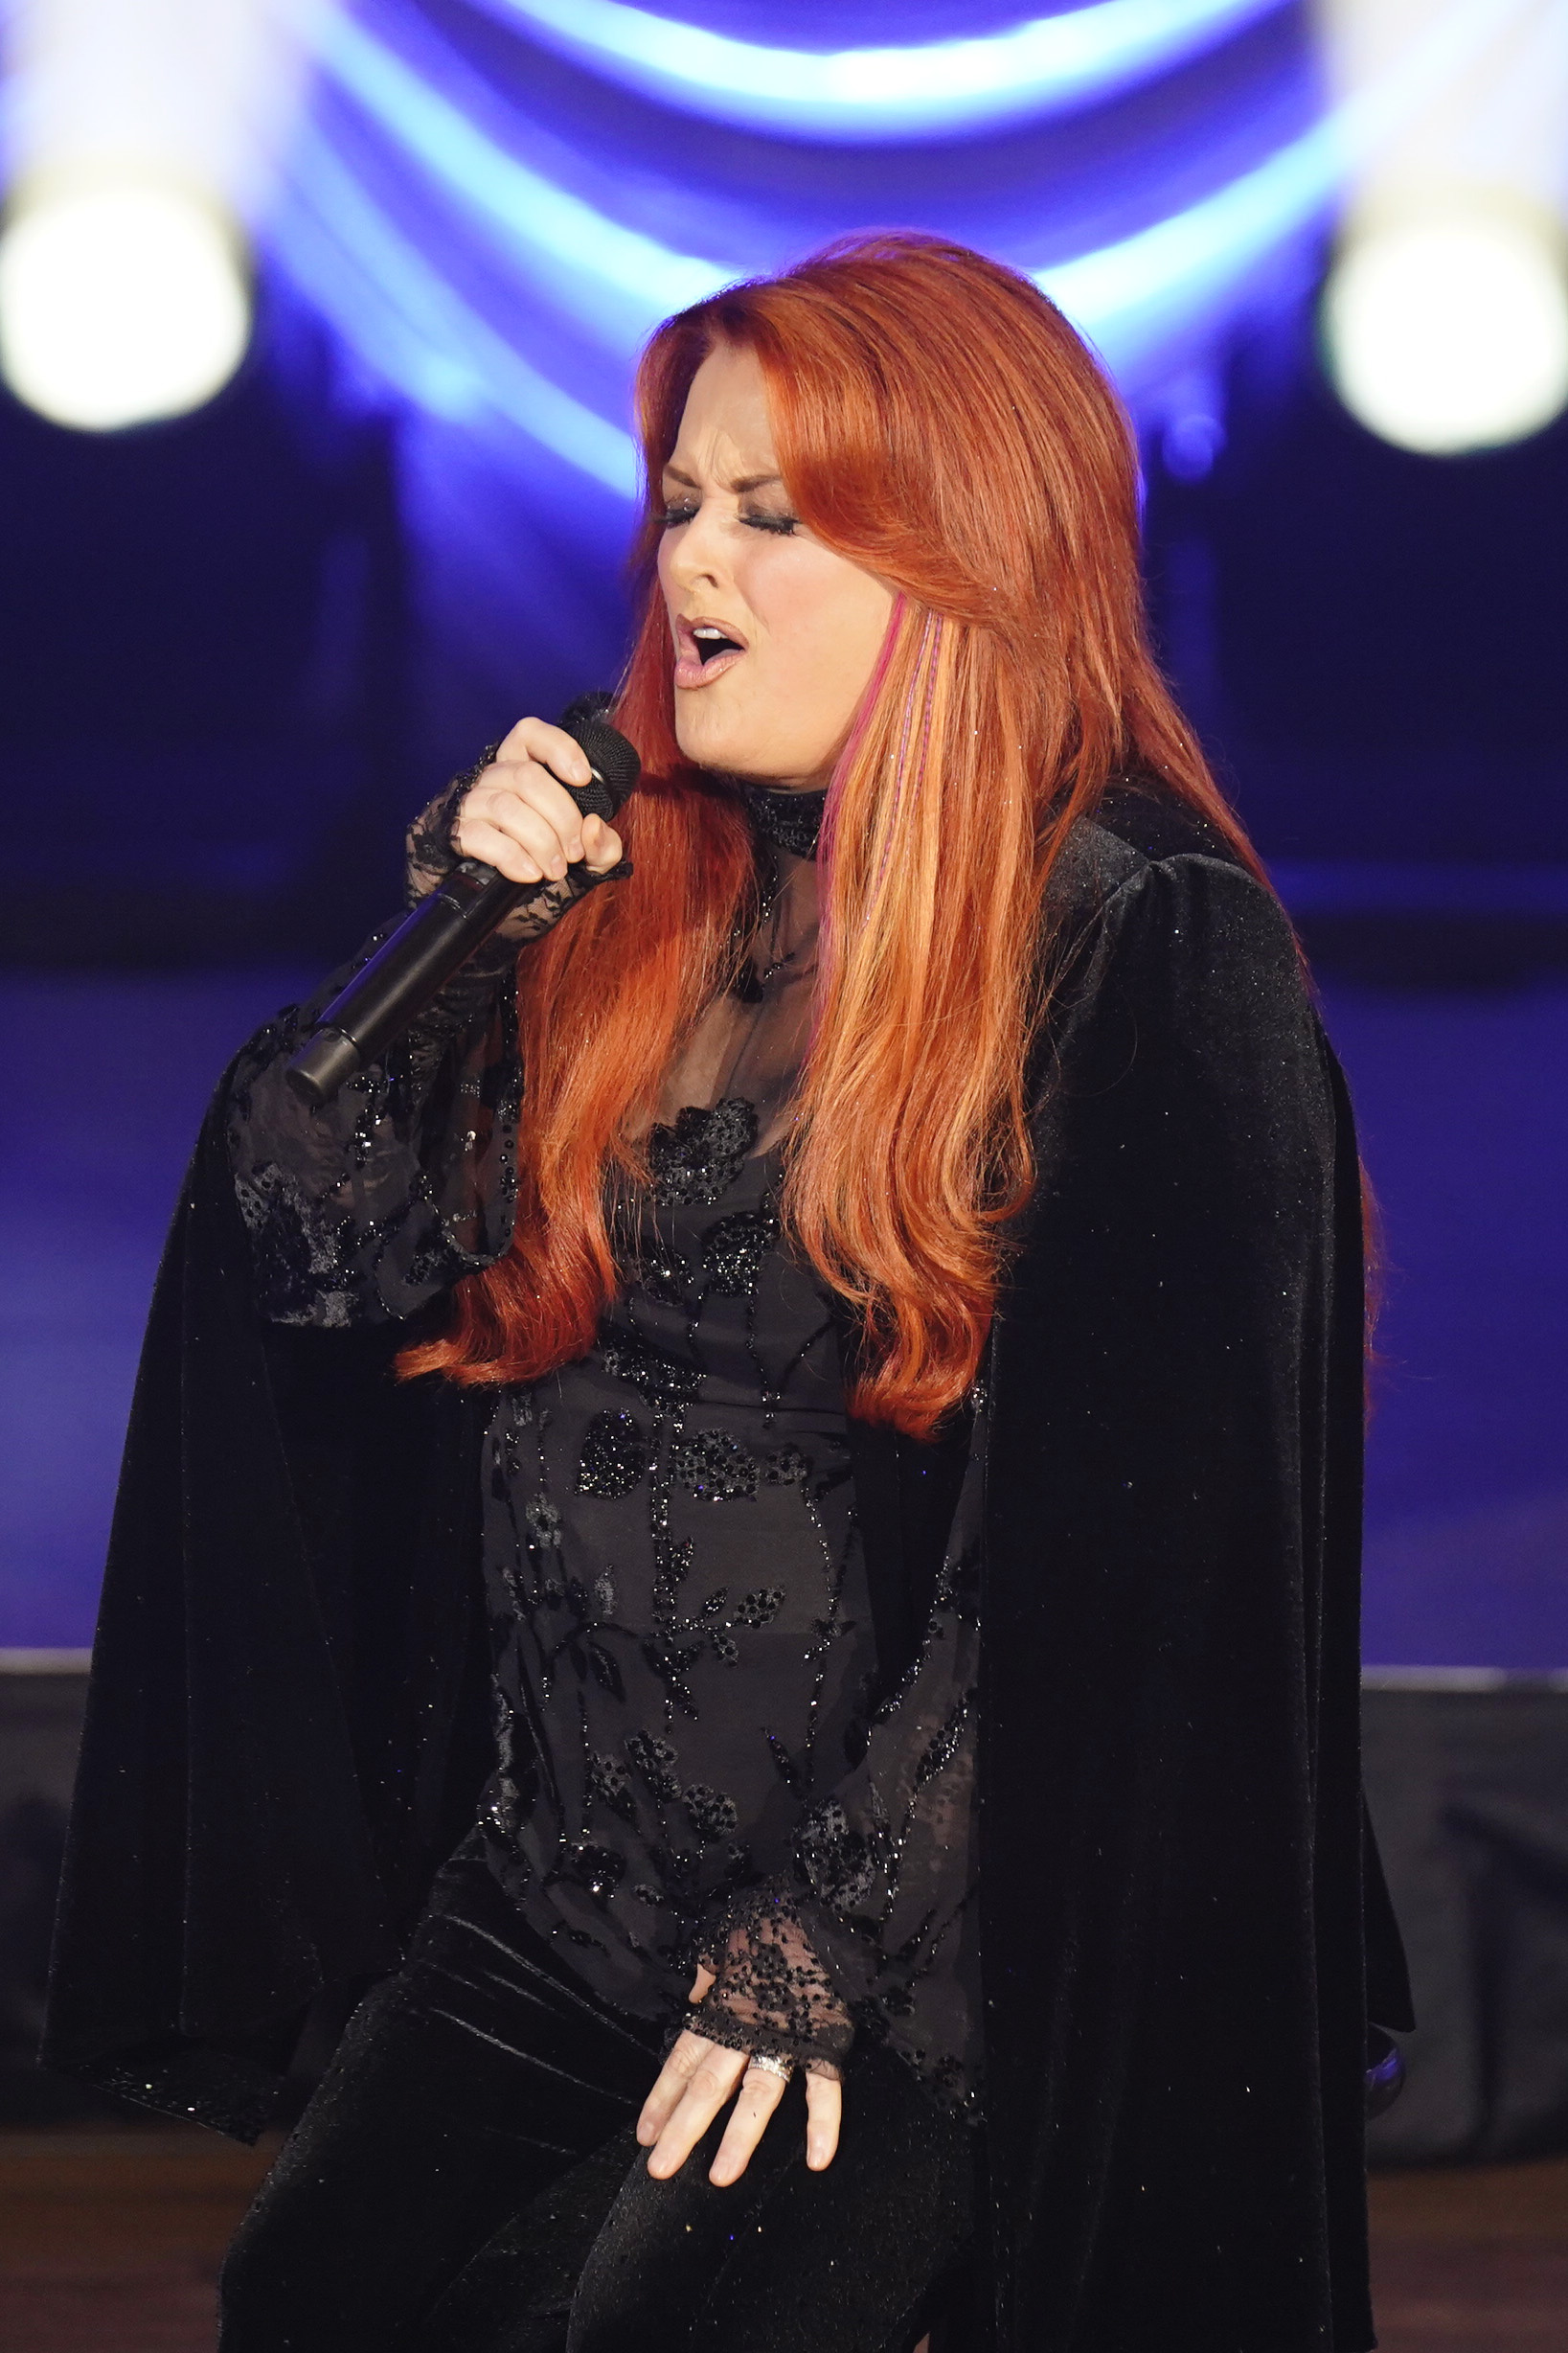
[{"left": 660, "top": 465, "right": 785, "bottom": 495}]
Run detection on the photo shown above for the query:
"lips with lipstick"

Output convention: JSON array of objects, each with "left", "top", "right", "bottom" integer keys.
[{"left": 674, "top": 616, "right": 747, "bottom": 689}]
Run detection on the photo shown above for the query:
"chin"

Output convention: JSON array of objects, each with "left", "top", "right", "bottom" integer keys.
[{"left": 674, "top": 705, "right": 761, "bottom": 776}]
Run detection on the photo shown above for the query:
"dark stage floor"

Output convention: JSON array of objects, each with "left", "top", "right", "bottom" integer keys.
[{"left": 0, "top": 2125, "right": 1563, "bottom": 2351}]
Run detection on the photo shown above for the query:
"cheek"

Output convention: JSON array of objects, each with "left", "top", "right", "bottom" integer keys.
[
  {"left": 748, "top": 553, "right": 881, "bottom": 702},
  {"left": 655, "top": 537, "right": 677, "bottom": 618},
  {"left": 761, "top": 590, "right": 838, "bottom": 696}
]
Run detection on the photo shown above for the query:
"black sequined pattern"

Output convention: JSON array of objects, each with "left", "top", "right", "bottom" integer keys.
[
  {"left": 647, "top": 1098, "right": 758, "bottom": 1207},
  {"left": 739, "top": 783, "right": 828, "bottom": 860},
  {"left": 466, "top": 1120, "right": 875, "bottom": 2052},
  {"left": 577, "top": 1412, "right": 652, "bottom": 1498},
  {"left": 226, "top": 857, "right": 984, "bottom": 2104},
  {"left": 479, "top": 1121, "right": 984, "bottom": 2100}
]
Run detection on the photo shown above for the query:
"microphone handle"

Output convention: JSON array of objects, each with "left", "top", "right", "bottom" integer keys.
[{"left": 285, "top": 859, "right": 528, "bottom": 1106}]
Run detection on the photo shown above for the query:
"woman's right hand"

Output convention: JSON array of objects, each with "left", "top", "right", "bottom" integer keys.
[
  {"left": 453, "top": 716, "right": 624, "bottom": 889},
  {"left": 405, "top": 715, "right": 625, "bottom": 934}
]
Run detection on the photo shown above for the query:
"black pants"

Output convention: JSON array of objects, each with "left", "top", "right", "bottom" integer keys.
[{"left": 219, "top": 1846, "right": 977, "bottom": 2353}]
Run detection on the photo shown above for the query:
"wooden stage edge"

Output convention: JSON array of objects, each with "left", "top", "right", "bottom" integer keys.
[{"left": 0, "top": 2126, "right": 1564, "bottom": 2351}]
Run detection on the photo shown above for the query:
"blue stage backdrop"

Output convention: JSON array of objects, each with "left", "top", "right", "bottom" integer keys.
[
  {"left": 1, "top": 4, "right": 1564, "bottom": 1669},
  {"left": 3, "top": 966, "right": 1565, "bottom": 1667},
  {"left": 258, "top": 0, "right": 1375, "bottom": 703}
]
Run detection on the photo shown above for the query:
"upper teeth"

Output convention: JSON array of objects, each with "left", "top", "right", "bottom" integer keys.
[{"left": 694, "top": 627, "right": 727, "bottom": 640}]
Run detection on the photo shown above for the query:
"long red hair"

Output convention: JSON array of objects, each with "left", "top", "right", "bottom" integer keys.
[{"left": 402, "top": 234, "right": 1261, "bottom": 1436}]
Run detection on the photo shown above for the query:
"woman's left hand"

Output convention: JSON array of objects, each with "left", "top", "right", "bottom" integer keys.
[{"left": 635, "top": 1966, "right": 843, "bottom": 2185}]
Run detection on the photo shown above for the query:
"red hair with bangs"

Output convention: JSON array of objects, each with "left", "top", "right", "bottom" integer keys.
[{"left": 402, "top": 233, "right": 1261, "bottom": 1436}]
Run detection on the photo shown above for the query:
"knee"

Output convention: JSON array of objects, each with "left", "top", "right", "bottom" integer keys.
[
  {"left": 216, "top": 2189, "right": 282, "bottom": 2349},
  {"left": 216, "top": 2156, "right": 347, "bottom": 2352}
]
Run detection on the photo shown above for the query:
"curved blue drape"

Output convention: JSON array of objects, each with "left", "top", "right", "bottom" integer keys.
[
  {"left": 465, "top": 0, "right": 1291, "bottom": 141},
  {"left": 258, "top": 0, "right": 1500, "bottom": 705}
]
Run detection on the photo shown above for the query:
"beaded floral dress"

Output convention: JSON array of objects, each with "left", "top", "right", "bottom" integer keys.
[{"left": 226, "top": 784, "right": 983, "bottom": 2112}]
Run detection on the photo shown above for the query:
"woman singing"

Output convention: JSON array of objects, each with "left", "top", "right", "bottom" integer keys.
[{"left": 45, "top": 235, "right": 1410, "bottom": 2351}]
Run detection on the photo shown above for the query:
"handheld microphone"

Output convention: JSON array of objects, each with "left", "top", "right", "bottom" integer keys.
[{"left": 285, "top": 697, "right": 640, "bottom": 1108}]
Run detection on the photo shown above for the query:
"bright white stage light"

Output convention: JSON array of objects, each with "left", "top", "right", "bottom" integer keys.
[
  {"left": 0, "top": 183, "right": 251, "bottom": 431},
  {"left": 1322, "top": 208, "right": 1568, "bottom": 454}
]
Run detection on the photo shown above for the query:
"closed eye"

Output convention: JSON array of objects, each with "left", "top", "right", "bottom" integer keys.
[{"left": 657, "top": 499, "right": 799, "bottom": 536}]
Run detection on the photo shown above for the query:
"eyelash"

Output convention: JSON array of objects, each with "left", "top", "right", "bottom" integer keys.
[{"left": 658, "top": 503, "right": 799, "bottom": 537}]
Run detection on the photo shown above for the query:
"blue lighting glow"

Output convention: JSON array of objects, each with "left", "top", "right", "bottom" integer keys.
[
  {"left": 466, "top": 0, "right": 1290, "bottom": 141},
  {"left": 1040, "top": 117, "right": 1342, "bottom": 373},
  {"left": 256, "top": 0, "right": 1514, "bottom": 697},
  {"left": 281, "top": 122, "right": 643, "bottom": 491},
  {"left": 316, "top": 5, "right": 1333, "bottom": 402},
  {"left": 274, "top": 0, "right": 1513, "bottom": 474},
  {"left": 321, "top": 13, "right": 726, "bottom": 333}
]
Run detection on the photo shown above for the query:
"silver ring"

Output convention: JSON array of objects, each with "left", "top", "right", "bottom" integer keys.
[{"left": 746, "top": 2050, "right": 794, "bottom": 2082}]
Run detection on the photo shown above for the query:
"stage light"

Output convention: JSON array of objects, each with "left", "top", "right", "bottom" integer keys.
[
  {"left": 1322, "top": 209, "right": 1568, "bottom": 454},
  {"left": 0, "top": 182, "right": 252, "bottom": 431},
  {"left": 1316, "top": 0, "right": 1568, "bottom": 454}
]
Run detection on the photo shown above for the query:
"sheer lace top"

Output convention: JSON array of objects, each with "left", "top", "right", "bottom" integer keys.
[
  {"left": 225, "top": 780, "right": 983, "bottom": 2112},
  {"left": 651, "top": 785, "right": 823, "bottom": 1155}
]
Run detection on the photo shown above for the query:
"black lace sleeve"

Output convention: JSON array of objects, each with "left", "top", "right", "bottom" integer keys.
[
  {"left": 693, "top": 1413, "right": 986, "bottom": 2105},
  {"left": 226, "top": 746, "right": 635, "bottom": 1330},
  {"left": 405, "top": 743, "right": 632, "bottom": 949},
  {"left": 693, "top": 1888, "right": 855, "bottom": 2079},
  {"left": 225, "top": 926, "right": 523, "bottom": 1329}
]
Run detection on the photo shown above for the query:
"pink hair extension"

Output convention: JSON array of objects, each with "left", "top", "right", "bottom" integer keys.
[{"left": 829, "top": 592, "right": 905, "bottom": 797}]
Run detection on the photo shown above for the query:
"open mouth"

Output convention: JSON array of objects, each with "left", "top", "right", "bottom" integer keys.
[
  {"left": 674, "top": 617, "right": 747, "bottom": 689},
  {"left": 692, "top": 625, "right": 743, "bottom": 664}
]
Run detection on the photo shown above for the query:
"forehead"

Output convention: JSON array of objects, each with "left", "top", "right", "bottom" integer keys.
[{"left": 665, "top": 342, "right": 776, "bottom": 478}]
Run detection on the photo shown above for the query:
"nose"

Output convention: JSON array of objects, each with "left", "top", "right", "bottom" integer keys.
[{"left": 661, "top": 497, "right": 729, "bottom": 596}]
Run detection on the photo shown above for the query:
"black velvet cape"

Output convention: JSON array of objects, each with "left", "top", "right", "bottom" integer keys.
[{"left": 44, "top": 790, "right": 1412, "bottom": 2351}]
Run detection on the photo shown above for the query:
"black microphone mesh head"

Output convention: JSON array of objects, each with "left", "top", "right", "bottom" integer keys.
[{"left": 558, "top": 693, "right": 641, "bottom": 815}]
